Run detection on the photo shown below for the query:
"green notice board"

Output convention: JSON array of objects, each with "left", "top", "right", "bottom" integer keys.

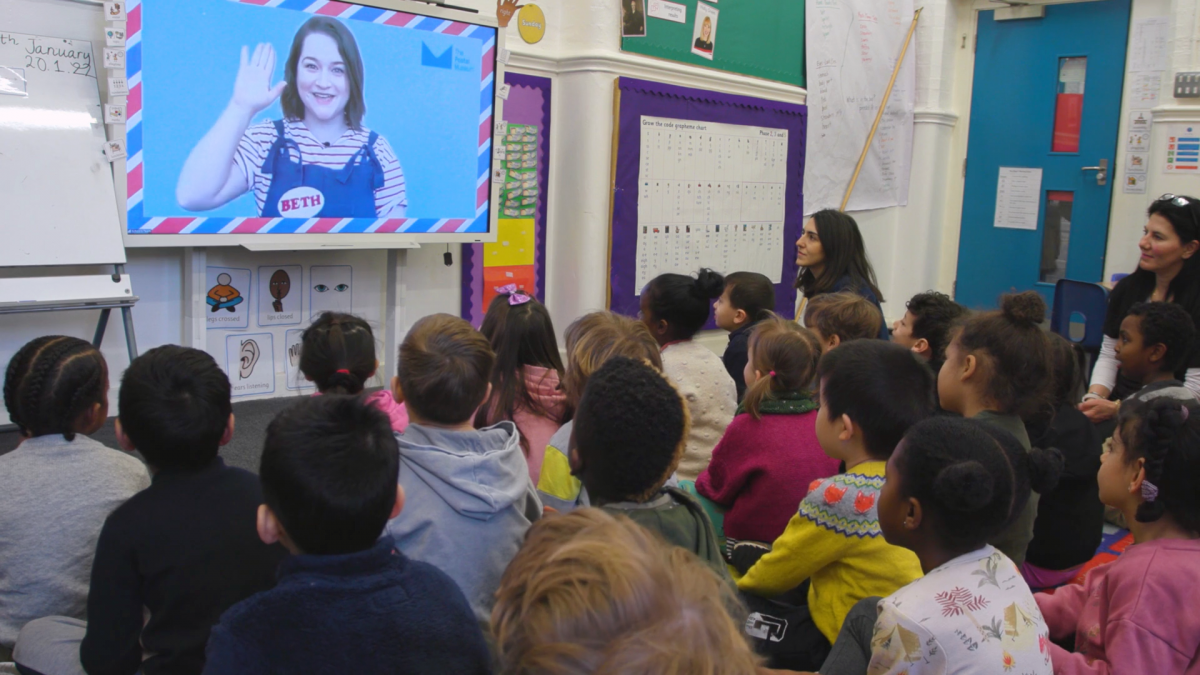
[{"left": 620, "top": 0, "right": 805, "bottom": 88}]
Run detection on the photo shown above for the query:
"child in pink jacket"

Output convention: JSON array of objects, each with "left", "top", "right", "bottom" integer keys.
[
  {"left": 476, "top": 287, "right": 568, "bottom": 483},
  {"left": 1036, "top": 397, "right": 1200, "bottom": 674}
]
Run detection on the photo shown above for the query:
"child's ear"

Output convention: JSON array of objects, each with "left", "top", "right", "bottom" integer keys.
[
  {"left": 219, "top": 414, "right": 235, "bottom": 446},
  {"left": 960, "top": 353, "right": 977, "bottom": 382},
  {"left": 655, "top": 318, "right": 670, "bottom": 338},
  {"left": 1128, "top": 457, "right": 1148, "bottom": 497},
  {"left": 257, "top": 504, "right": 284, "bottom": 546},
  {"left": 391, "top": 376, "right": 405, "bottom": 404},
  {"left": 905, "top": 497, "right": 923, "bottom": 530},
  {"left": 390, "top": 485, "right": 406, "bottom": 520},
  {"left": 1147, "top": 342, "right": 1168, "bottom": 366},
  {"left": 114, "top": 418, "right": 136, "bottom": 452},
  {"left": 734, "top": 308, "right": 748, "bottom": 325},
  {"left": 838, "top": 413, "right": 855, "bottom": 442},
  {"left": 912, "top": 338, "right": 931, "bottom": 358},
  {"left": 826, "top": 334, "right": 841, "bottom": 351}
]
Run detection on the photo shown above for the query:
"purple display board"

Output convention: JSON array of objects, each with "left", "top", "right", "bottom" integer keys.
[
  {"left": 460, "top": 73, "right": 551, "bottom": 326},
  {"left": 609, "top": 77, "right": 806, "bottom": 321}
]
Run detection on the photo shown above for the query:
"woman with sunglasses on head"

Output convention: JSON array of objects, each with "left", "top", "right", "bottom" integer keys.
[{"left": 1080, "top": 195, "right": 1200, "bottom": 424}]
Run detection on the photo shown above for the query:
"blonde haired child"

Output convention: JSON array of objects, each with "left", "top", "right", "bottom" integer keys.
[{"left": 491, "top": 508, "right": 760, "bottom": 675}]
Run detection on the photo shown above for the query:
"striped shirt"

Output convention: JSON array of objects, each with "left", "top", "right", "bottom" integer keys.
[{"left": 234, "top": 119, "right": 407, "bottom": 217}]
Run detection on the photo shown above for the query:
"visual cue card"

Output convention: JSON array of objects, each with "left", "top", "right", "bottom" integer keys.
[{"left": 226, "top": 333, "right": 275, "bottom": 396}]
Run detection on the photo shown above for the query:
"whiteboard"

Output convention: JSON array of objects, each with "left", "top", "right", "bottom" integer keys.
[
  {"left": 803, "top": 0, "right": 915, "bottom": 215},
  {"left": 0, "top": 0, "right": 126, "bottom": 266}
]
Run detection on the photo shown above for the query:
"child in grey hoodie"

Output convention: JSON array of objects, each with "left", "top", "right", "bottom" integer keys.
[{"left": 385, "top": 314, "right": 542, "bottom": 622}]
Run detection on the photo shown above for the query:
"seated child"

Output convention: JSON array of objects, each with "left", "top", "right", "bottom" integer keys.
[
  {"left": 696, "top": 317, "right": 840, "bottom": 553},
  {"left": 736, "top": 340, "right": 935, "bottom": 671},
  {"left": 818, "top": 417, "right": 1057, "bottom": 675},
  {"left": 1037, "top": 398, "right": 1200, "bottom": 674},
  {"left": 1117, "top": 301, "right": 1197, "bottom": 404},
  {"left": 889, "top": 290, "right": 969, "bottom": 374},
  {"left": 641, "top": 269, "right": 737, "bottom": 480},
  {"left": 302, "top": 311, "right": 408, "bottom": 432},
  {"left": 569, "top": 356, "right": 725, "bottom": 571},
  {"left": 804, "top": 292, "right": 884, "bottom": 353},
  {"left": 14, "top": 346, "right": 287, "bottom": 675},
  {"left": 0, "top": 337, "right": 148, "bottom": 654},
  {"left": 1022, "top": 334, "right": 1105, "bottom": 589},
  {"left": 201, "top": 396, "right": 491, "bottom": 675},
  {"left": 713, "top": 271, "right": 775, "bottom": 400},
  {"left": 537, "top": 311, "right": 663, "bottom": 513},
  {"left": 475, "top": 287, "right": 568, "bottom": 483},
  {"left": 938, "top": 291, "right": 1055, "bottom": 567},
  {"left": 492, "top": 509, "right": 761, "bottom": 675},
  {"left": 384, "top": 314, "right": 541, "bottom": 622}
]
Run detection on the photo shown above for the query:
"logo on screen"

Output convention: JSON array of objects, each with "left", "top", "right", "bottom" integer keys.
[
  {"left": 421, "top": 43, "right": 452, "bottom": 69},
  {"left": 277, "top": 187, "right": 325, "bottom": 218}
]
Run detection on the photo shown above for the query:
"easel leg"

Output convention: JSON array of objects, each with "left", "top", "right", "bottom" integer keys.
[
  {"left": 93, "top": 308, "right": 112, "bottom": 348},
  {"left": 121, "top": 306, "right": 138, "bottom": 362}
]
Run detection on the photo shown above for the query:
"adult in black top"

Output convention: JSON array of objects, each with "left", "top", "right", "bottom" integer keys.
[
  {"left": 694, "top": 16, "right": 713, "bottom": 52},
  {"left": 1080, "top": 195, "right": 1200, "bottom": 423},
  {"left": 795, "top": 209, "right": 889, "bottom": 340}
]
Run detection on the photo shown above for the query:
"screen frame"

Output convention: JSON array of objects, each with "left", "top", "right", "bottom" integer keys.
[{"left": 123, "top": 0, "right": 503, "bottom": 249}]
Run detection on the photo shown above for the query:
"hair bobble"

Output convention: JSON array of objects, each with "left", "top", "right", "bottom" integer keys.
[
  {"left": 335, "top": 369, "right": 350, "bottom": 375},
  {"left": 1141, "top": 480, "right": 1160, "bottom": 503},
  {"left": 494, "top": 284, "right": 532, "bottom": 306},
  {"left": 768, "top": 371, "right": 776, "bottom": 378}
]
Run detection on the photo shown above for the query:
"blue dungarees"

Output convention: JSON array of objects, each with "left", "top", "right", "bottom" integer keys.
[{"left": 260, "top": 120, "right": 384, "bottom": 218}]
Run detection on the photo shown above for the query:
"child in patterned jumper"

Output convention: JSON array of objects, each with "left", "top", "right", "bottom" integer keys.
[
  {"left": 641, "top": 269, "right": 737, "bottom": 480},
  {"left": 814, "top": 417, "right": 1058, "bottom": 675},
  {"left": 1036, "top": 398, "right": 1200, "bottom": 674},
  {"left": 736, "top": 340, "right": 935, "bottom": 671}
]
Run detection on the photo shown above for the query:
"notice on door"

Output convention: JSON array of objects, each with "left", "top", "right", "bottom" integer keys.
[{"left": 993, "top": 167, "right": 1042, "bottom": 231}]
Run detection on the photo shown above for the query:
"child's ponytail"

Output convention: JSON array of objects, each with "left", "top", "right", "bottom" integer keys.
[
  {"left": 741, "top": 316, "right": 819, "bottom": 419},
  {"left": 300, "top": 312, "right": 377, "bottom": 395},
  {"left": 1121, "top": 398, "right": 1200, "bottom": 532}
]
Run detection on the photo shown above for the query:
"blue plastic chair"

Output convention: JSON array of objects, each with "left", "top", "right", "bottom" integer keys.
[{"left": 1050, "top": 279, "right": 1109, "bottom": 349}]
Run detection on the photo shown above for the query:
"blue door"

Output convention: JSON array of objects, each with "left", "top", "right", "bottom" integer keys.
[{"left": 955, "top": 2, "right": 1130, "bottom": 311}]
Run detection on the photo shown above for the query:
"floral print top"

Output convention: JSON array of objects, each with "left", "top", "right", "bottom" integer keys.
[{"left": 869, "top": 546, "right": 1053, "bottom": 675}]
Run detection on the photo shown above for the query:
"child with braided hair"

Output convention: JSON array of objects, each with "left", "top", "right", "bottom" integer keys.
[
  {"left": 301, "top": 312, "right": 408, "bottom": 432},
  {"left": 1036, "top": 397, "right": 1200, "bottom": 674},
  {"left": 0, "top": 337, "right": 149, "bottom": 655}
]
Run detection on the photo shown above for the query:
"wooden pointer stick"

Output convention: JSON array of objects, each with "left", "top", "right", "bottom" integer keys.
[{"left": 840, "top": 7, "right": 923, "bottom": 212}]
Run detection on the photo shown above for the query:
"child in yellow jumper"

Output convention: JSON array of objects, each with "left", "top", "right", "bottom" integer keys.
[{"left": 736, "top": 340, "right": 935, "bottom": 671}]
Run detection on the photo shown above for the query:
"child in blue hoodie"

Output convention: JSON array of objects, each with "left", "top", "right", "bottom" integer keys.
[
  {"left": 201, "top": 395, "right": 490, "bottom": 675},
  {"left": 385, "top": 313, "right": 542, "bottom": 622}
]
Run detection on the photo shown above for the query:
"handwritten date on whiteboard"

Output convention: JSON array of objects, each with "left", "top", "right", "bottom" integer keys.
[{"left": 0, "top": 32, "right": 96, "bottom": 80}]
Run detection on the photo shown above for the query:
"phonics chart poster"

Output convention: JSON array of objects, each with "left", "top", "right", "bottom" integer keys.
[{"left": 634, "top": 116, "right": 788, "bottom": 292}]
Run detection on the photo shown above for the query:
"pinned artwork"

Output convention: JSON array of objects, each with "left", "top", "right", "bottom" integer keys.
[
  {"left": 226, "top": 333, "right": 275, "bottom": 396},
  {"left": 258, "top": 265, "right": 302, "bottom": 326},
  {"left": 517, "top": 4, "right": 547, "bottom": 44},
  {"left": 206, "top": 267, "right": 251, "bottom": 329},
  {"left": 284, "top": 329, "right": 313, "bottom": 390},
  {"left": 690, "top": 2, "right": 718, "bottom": 60},
  {"left": 496, "top": 0, "right": 520, "bottom": 28},
  {"left": 310, "top": 265, "right": 353, "bottom": 320}
]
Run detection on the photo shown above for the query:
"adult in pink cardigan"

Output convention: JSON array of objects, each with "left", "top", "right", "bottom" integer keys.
[
  {"left": 1036, "top": 397, "right": 1200, "bottom": 674},
  {"left": 476, "top": 287, "right": 569, "bottom": 483}
]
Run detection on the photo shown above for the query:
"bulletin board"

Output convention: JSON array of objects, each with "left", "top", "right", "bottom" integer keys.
[
  {"left": 608, "top": 77, "right": 806, "bottom": 320},
  {"left": 619, "top": 0, "right": 805, "bottom": 88},
  {"left": 461, "top": 73, "right": 551, "bottom": 325}
]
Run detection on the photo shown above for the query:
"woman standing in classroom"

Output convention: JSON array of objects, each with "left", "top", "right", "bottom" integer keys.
[
  {"left": 794, "top": 209, "right": 889, "bottom": 340},
  {"left": 176, "top": 16, "right": 407, "bottom": 219}
]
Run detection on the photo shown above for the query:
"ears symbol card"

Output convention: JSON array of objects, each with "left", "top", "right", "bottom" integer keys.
[
  {"left": 206, "top": 267, "right": 251, "bottom": 329},
  {"left": 226, "top": 333, "right": 275, "bottom": 397},
  {"left": 310, "top": 265, "right": 353, "bottom": 320},
  {"left": 284, "top": 329, "right": 314, "bottom": 391},
  {"left": 258, "top": 265, "right": 302, "bottom": 326}
]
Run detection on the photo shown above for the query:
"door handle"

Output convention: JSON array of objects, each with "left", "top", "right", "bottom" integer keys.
[{"left": 1081, "top": 159, "right": 1108, "bottom": 186}]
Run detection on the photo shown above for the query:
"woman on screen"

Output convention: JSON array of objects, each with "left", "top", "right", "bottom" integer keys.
[{"left": 176, "top": 16, "right": 407, "bottom": 219}]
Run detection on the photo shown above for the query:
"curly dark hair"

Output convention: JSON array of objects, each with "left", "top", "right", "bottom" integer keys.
[
  {"left": 4, "top": 336, "right": 107, "bottom": 441},
  {"left": 1126, "top": 302, "right": 1197, "bottom": 375},
  {"left": 897, "top": 417, "right": 1062, "bottom": 551},
  {"left": 1117, "top": 398, "right": 1200, "bottom": 533},
  {"left": 642, "top": 269, "right": 725, "bottom": 341},
  {"left": 954, "top": 291, "right": 1054, "bottom": 421},
  {"left": 905, "top": 291, "right": 969, "bottom": 372},
  {"left": 574, "top": 356, "right": 688, "bottom": 503}
]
